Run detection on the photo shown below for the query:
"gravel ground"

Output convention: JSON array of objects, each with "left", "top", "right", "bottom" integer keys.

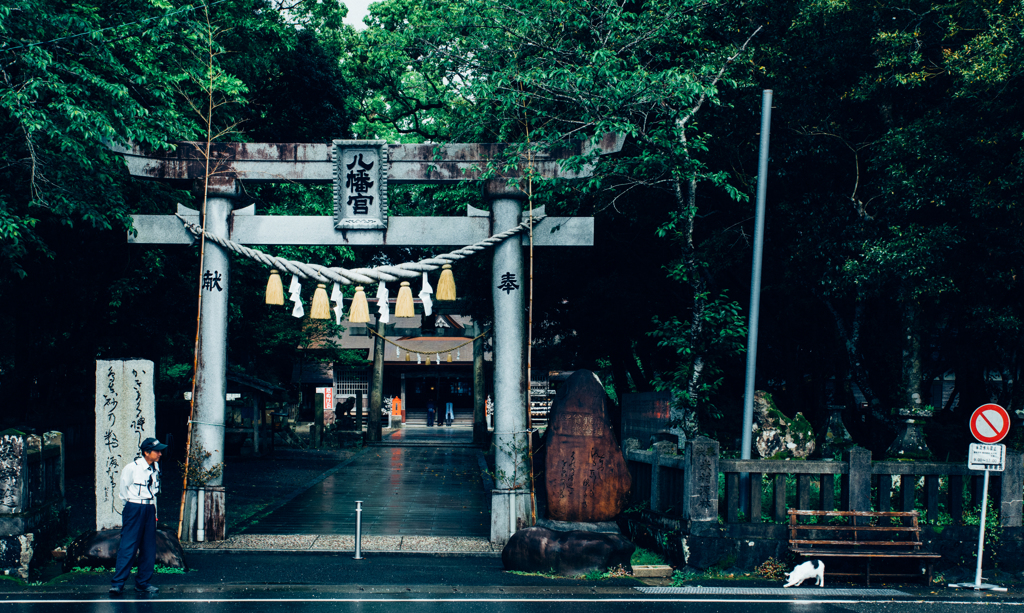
[{"left": 183, "top": 534, "right": 497, "bottom": 553}]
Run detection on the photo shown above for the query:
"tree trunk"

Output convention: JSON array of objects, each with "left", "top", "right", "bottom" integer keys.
[
  {"left": 900, "top": 287, "right": 924, "bottom": 409},
  {"left": 820, "top": 294, "right": 887, "bottom": 423},
  {"left": 671, "top": 175, "right": 704, "bottom": 441},
  {"left": 367, "top": 320, "right": 384, "bottom": 443}
]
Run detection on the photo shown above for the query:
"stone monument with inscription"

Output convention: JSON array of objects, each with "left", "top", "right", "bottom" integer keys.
[
  {"left": 503, "top": 370, "right": 635, "bottom": 576},
  {"left": 65, "top": 359, "right": 187, "bottom": 571},
  {"left": 545, "top": 370, "right": 632, "bottom": 522},
  {"left": 94, "top": 359, "right": 156, "bottom": 531}
]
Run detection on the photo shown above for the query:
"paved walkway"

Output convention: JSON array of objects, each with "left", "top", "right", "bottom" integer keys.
[{"left": 229, "top": 425, "right": 491, "bottom": 548}]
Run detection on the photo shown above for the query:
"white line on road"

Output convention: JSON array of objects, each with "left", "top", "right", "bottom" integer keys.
[{"left": 1, "top": 598, "right": 1021, "bottom": 605}]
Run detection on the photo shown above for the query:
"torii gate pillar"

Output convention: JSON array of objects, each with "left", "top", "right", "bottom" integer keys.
[
  {"left": 487, "top": 182, "right": 530, "bottom": 543},
  {"left": 192, "top": 178, "right": 237, "bottom": 487}
]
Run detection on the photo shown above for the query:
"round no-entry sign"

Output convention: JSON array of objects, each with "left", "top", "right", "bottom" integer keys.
[{"left": 970, "top": 404, "right": 1010, "bottom": 444}]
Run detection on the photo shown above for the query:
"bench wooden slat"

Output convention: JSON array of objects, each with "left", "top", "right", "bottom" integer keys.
[
  {"left": 788, "top": 509, "right": 921, "bottom": 517},
  {"left": 790, "top": 539, "right": 923, "bottom": 547},
  {"left": 791, "top": 549, "right": 941, "bottom": 559},
  {"left": 789, "top": 525, "right": 921, "bottom": 532}
]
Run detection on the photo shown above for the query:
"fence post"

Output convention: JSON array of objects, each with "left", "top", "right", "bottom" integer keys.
[
  {"left": 1000, "top": 450, "right": 1023, "bottom": 527},
  {"left": 682, "top": 437, "right": 719, "bottom": 522},
  {"left": 844, "top": 446, "right": 872, "bottom": 512}
]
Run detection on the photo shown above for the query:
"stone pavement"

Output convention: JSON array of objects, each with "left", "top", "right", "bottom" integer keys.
[{"left": 184, "top": 425, "right": 495, "bottom": 553}]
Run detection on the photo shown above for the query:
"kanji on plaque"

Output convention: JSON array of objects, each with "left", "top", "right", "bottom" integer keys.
[{"left": 334, "top": 140, "right": 388, "bottom": 230}]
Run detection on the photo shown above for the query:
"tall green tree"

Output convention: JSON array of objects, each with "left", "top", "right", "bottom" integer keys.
[
  {"left": 356, "top": 0, "right": 761, "bottom": 439},
  {"left": 745, "top": 0, "right": 1024, "bottom": 452}
]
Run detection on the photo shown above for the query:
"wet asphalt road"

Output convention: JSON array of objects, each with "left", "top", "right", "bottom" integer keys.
[
  {"left": 2, "top": 552, "right": 1018, "bottom": 611},
  {"left": 0, "top": 596, "right": 1017, "bottom": 613}
]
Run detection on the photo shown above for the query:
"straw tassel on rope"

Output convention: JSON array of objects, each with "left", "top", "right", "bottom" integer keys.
[
  {"left": 265, "top": 269, "right": 284, "bottom": 305},
  {"left": 348, "top": 286, "right": 369, "bottom": 323},
  {"left": 436, "top": 264, "right": 456, "bottom": 301},
  {"left": 395, "top": 281, "right": 415, "bottom": 317},
  {"left": 310, "top": 282, "right": 331, "bottom": 320}
]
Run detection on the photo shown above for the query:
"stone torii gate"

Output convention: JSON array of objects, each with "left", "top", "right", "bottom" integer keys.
[{"left": 120, "top": 135, "right": 623, "bottom": 543}]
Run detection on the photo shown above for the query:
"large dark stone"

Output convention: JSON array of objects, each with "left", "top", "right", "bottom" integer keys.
[
  {"left": 502, "top": 526, "right": 635, "bottom": 576},
  {"left": 545, "top": 370, "right": 631, "bottom": 522},
  {"left": 63, "top": 526, "right": 187, "bottom": 572}
]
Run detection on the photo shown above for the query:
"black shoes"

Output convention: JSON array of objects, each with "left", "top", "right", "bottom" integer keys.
[{"left": 109, "top": 586, "right": 123, "bottom": 596}]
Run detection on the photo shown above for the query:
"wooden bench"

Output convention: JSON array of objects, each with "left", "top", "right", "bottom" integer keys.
[{"left": 788, "top": 509, "right": 941, "bottom": 586}]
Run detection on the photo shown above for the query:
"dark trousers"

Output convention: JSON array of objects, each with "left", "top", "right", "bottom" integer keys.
[{"left": 111, "top": 502, "right": 157, "bottom": 588}]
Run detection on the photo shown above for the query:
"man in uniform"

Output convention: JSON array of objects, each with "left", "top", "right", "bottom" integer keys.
[{"left": 109, "top": 437, "right": 167, "bottom": 595}]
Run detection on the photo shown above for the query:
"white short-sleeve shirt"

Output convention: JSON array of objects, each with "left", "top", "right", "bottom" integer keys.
[{"left": 118, "top": 458, "right": 161, "bottom": 511}]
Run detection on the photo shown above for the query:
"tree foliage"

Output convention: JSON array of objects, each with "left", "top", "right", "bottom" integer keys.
[{"left": 1, "top": 0, "right": 1022, "bottom": 461}]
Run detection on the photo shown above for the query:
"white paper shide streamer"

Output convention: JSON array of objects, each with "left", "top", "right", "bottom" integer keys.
[
  {"left": 289, "top": 275, "right": 304, "bottom": 318},
  {"left": 331, "top": 283, "right": 343, "bottom": 324},
  {"left": 376, "top": 281, "right": 390, "bottom": 324},
  {"left": 419, "top": 272, "right": 434, "bottom": 316}
]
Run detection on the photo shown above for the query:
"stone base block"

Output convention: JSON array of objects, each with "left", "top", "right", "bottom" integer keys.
[
  {"left": 536, "top": 518, "right": 620, "bottom": 533},
  {"left": 63, "top": 527, "right": 187, "bottom": 572},
  {"left": 501, "top": 526, "right": 635, "bottom": 576},
  {"left": 632, "top": 564, "right": 673, "bottom": 577},
  {"left": 0, "top": 534, "right": 34, "bottom": 580}
]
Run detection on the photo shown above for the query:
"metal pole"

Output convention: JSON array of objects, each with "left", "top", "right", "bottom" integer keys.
[
  {"left": 196, "top": 487, "right": 205, "bottom": 542},
  {"left": 353, "top": 500, "right": 364, "bottom": 560},
  {"left": 740, "top": 90, "right": 773, "bottom": 513},
  {"left": 974, "top": 470, "right": 989, "bottom": 587},
  {"left": 949, "top": 468, "right": 1006, "bottom": 591}
]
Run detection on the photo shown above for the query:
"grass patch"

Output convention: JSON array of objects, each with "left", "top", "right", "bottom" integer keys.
[
  {"left": 631, "top": 547, "right": 667, "bottom": 566},
  {"left": 70, "top": 565, "right": 190, "bottom": 574},
  {"left": 508, "top": 565, "right": 637, "bottom": 581},
  {"left": 508, "top": 569, "right": 558, "bottom": 578}
]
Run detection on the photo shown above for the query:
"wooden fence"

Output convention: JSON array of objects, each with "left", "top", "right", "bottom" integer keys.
[{"left": 624, "top": 438, "right": 1024, "bottom": 528}]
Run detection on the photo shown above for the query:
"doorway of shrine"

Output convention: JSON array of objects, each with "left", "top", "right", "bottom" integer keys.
[{"left": 396, "top": 370, "right": 475, "bottom": 428}]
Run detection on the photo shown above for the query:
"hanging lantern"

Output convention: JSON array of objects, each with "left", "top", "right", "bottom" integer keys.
[
  {"left": 310, "top": 283, "right": 331, "bottom": 319},
  {"left": 348, "top": 286, "right": 370, "bottom": 323},
  {"left": 436, "top": 264, "right": 456, "bottom": 301},
  {"left": 265, "top": 269, "right": 284, "bottom": 305},
  {"left": 395, "top": 281, "right": 415, "bottom": 317}
]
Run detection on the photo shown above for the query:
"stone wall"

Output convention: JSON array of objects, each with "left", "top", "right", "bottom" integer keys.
[{"left": 0, "top": 430, "right": 65, "bottom": 580}]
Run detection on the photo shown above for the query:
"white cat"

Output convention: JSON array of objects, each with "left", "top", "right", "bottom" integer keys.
[{"left": 783, "top": 560, "right": 825, "bottom": 587}]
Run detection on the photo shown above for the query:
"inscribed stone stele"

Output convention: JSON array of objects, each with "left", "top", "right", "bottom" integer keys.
[
  {"left": 545, "top": 370, "right": 631, "bottom": 522},
  {"left": 94, "top": 359, "right": 155, "bottom": 531}
]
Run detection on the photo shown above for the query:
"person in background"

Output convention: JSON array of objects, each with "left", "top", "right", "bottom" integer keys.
[
  {"left": 427, "top": 399, "right": 436, "bottom": 427},
  {"left": 110, "top": 437, "right": 167, "bottom": 596}
]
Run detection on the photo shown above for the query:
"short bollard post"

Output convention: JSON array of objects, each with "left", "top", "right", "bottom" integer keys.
[{"left": 353, "top": 500, "right": 364, "bottom": 560}]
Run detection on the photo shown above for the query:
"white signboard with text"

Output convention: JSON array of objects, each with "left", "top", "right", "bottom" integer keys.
[{"left": 968, "top": 443, "right": 1006, "bottom": 472}]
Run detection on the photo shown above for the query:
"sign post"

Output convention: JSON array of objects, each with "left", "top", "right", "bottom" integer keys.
[{"left": 949, "top": 404, "right": 1010, "bottom": 592}]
